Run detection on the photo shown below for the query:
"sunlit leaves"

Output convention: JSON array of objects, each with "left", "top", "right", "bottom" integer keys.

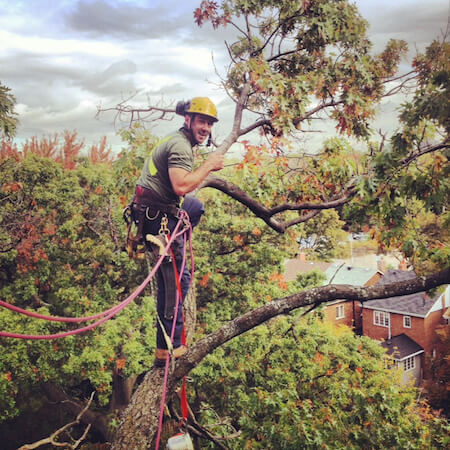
[{"left": 191, "top": 319, "right": 444, "bottom": 448}]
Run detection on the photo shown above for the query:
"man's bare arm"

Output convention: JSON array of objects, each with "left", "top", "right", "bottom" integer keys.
[{"left": 169, "top": 152, "right": 224, "bottom": 196}]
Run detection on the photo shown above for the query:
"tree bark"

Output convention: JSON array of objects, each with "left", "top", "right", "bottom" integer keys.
[{"left": 111, "top": 268, "right": 449, "bottom": 449}]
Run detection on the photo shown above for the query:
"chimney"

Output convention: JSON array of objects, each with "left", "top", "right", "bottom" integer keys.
[{"left": 398, "top": 259, "right": 408, "bottom": 271}]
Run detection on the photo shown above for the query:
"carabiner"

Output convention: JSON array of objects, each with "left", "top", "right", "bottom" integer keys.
[{"left": 159, "top": 214, "right": 170, "bottom": 235}]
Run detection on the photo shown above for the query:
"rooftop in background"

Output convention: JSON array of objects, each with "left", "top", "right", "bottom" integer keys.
[
  {"left": 363, "top": 269, "right": 437, "bottom": 317},
  {"left": 324, "top": 263, "right": 380, "bottom": 286},
  {"left": 283, "top": 258, "right": 332, "bottom": 282},
  {"left": 381, "top": 334, "right": 424, "bottom": 360},
  {"left": 377, "top": 269, "right": 417, "bottom": 285}
]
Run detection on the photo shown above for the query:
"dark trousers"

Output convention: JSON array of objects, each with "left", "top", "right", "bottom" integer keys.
[{"left": 143, "top": 196, "right": 205, "bottom": 349}]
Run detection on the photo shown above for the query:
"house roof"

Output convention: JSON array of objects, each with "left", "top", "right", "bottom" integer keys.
[
  {"left": 283, "top": 259, "right": 331, "bottom": 282},
  {"left": 362, "top": 269, "right": 435, "bottom": 317},
  {"left": 324, "top": 263, "right": 379, "bottom": 286},
  {"left": 381, "top": 334, "right": 424, "bottom": 360},
  {"left": 377, "top": 269, "right": 417, "bottom": 285}
]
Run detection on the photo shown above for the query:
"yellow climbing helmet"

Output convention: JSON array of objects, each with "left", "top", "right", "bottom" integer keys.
[{"left": 186, "top": 97, "right": 218, "bottom": 122}]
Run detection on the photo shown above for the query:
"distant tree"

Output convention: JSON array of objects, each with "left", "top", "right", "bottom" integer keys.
[
  {"left": 0, "top": 130, "right": 115, "bottom": 168},
  {"left": 0, "top": 81, "right": 18, "bottom": 139}
]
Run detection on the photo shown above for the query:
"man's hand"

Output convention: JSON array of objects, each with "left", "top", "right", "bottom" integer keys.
[{"left": 204, "top": 151, "right": 225, "bottom": 172}]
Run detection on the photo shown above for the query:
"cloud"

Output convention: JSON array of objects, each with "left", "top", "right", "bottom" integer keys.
[
  {"left": 358, "top": 0, "right": 448, "bottom": 52},
  {"left": 1, "top": 0, "right": 446, "bottom": 152},
  {"left": 65, "top": 0, "right": 191, "bottom": 39}
]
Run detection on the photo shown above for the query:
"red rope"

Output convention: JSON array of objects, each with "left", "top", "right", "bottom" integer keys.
[{"left": 0, "top": 218, "right": 185, "bottom": 339}]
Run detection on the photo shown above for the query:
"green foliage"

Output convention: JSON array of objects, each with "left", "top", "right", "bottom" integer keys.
[
  {"left": 0, "top": 82, "right": 18, "bottom": 139},
  {"left": 341, "top": 39, "right": 449, "bottom": 272},
  {"left": 196, "top": 0, "right": 407, "bottom": 137},
  {"left": 0, "top": 152, "right": 154, "bottom": 419},
  {"left": 191, "top": 319, "right": 446, "bottom": 449},
  {"left": 194, "top": 187, "right": 293, "bottom": 325},
  {"left": 296, "top": 210, "right": 348, "bottom": 261}
]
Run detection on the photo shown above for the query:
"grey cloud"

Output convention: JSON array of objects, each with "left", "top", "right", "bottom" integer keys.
[
  {"left": 80, "top": 59, "right": 138, "bottom": 95},
  {"left": 363, "top": 1, "right": 447, "bottom": 52},
  {"left": 65, "top": 0, "right": 189, "bottom": 39}
]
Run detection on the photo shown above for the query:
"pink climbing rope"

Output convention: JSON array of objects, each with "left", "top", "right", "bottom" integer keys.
[{"left": 0, "top": 216, "right": 186, "bottom": 339}]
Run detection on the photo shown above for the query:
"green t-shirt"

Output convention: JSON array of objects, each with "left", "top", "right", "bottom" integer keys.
[{"left": 137, "top": 129, "right": 194, "bottom": 205}]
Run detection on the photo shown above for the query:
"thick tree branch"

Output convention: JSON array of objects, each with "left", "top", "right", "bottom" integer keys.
[
  {"left": 112, "top": 268, "right": 449, "bottom": 449},
  {"left": 202, "top": 175, "right": 356, "bottom": 232}
]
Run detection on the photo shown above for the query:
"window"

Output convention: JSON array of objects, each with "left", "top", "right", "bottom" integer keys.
[
  {"left": 403, "top": 316, "right": 411, "bottom": 328},
  {"left": 402, "top": 356, "right": 415, "bottom": 371},
  {"left": 336, "top": 304, "right": 345, "bottom": 320},
  {"left": 374, "top": 310, "right": 390, "bottom": 327}
]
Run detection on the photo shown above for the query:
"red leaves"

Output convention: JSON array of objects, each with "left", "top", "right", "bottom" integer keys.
[
  {"left": 194, "top": 1, "right": 218, "bottom": 26},
  {"left": 269, "top": 272, "right": 288, "bottom": 290},
  {"left": 1, "top": 132, "right": 114, "bottom": 168},
  {"left": 1, "top": 181, "right": 23, "bottom": 194},
  {"left": 194, "top": 0, "right": 229, "bottom": 29},
  {"left": 116, "top": 358, "right": 126, "bottom": 371},
  {"left": 200, "top": 272, "right": 211, "bottom": 287}
]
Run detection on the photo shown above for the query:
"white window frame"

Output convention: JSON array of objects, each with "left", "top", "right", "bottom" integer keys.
[
  {"left": 336, "top": 304, "right": 345, "bottom": 320},
  {"left": 402, "top": 356, "right": 415, "bottom": 372},
  {"left": 374, "top": 310, "right": 390, "bottom": 328},
  {"left": 403, "top": 315, "right": 411, "bottom": 328}
]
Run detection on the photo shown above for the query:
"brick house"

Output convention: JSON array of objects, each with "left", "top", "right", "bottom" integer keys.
[
  {"left": 362, "top": 269, "right": 450, "bottom": 384},
  {"left": 322, "top": 263, "right": 382, "bottom": 332},
  {"left": 284, "top": 256, "right": 382, "bottom": 331}
]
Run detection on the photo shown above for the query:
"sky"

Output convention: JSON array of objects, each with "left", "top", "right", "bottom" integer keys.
[{"left": 0, "top": 0, "right": 448, "bottom": 153}]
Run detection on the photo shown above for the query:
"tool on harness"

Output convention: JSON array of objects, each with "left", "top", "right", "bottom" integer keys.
[{"left": 124, "top": 185, "right": 184, "bottom": 261}]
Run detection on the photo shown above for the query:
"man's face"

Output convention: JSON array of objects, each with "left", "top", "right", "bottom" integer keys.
[{"left": 187, "top": 114, "right": 214, "bottom": 144}]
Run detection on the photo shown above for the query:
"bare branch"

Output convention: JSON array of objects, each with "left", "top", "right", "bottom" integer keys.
[{"left": 18, "top": 392, "right": 95, "bottom": 450}]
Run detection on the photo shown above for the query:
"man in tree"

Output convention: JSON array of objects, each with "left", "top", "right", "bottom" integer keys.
[{"left": 132, "top": 97, "right": 224, "bottom": 367}]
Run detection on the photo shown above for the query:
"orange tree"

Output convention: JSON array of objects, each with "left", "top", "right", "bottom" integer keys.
[{"left": 0, "top": 135, "right": 153, "bottom": 444}]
